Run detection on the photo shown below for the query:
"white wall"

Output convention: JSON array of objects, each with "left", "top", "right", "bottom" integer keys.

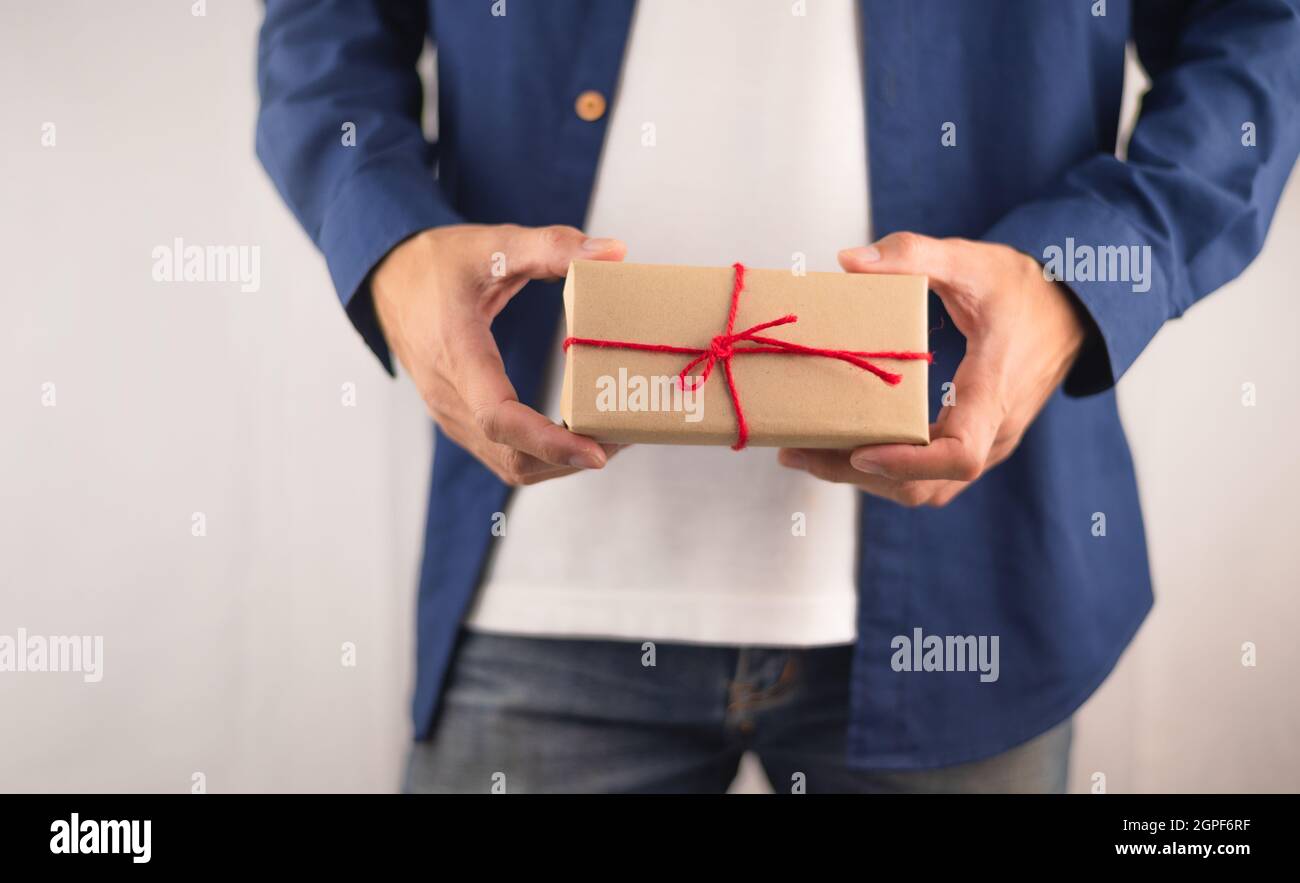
[
  {"left": 1, "top": 2, "right": 1296, "bottom": 793},
  {"left": 1, "top": 1, "right": 429, "bottom": 792}
]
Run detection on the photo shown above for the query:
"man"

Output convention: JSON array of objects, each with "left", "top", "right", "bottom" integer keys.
[{"left": 256, "top": 0, "right": 1300, "bottom": 792}]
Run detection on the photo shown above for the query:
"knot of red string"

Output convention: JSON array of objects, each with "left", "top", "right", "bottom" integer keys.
[{"left": 563, "top": 262, "right": 932, "bottom": 450}]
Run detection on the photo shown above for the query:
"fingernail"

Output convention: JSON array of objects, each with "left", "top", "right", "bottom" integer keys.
[
  {"left": 569, "top": 451, "right": 605, "bottom": 469},
  {"left": 780, "top": 451, "right": 808, "bottom": 471},
  {"left": 582, "top": 237, "right": 619, "bottom": 252},
  {"left": 840, "top": 245, "right": 881, "bottom": 263},
  {"left": 850, "top": 453, "right": 885, "bottom": 475}
]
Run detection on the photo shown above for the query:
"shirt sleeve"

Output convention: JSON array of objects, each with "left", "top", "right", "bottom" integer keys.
[
  {"left": 982, "top": 0, "right": 1300, "bottom": 396},
  {"left": 255, "top": 0, "right": 464, "bottom": 373}
]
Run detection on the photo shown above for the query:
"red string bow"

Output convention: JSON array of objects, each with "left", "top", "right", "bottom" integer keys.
[{"left": 562, "top": 262, "right": 932, "bottom": 450}]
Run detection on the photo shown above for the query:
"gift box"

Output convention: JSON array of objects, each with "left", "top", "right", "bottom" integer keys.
[{"left": 559, "top": 260, "right": 931, "bottom": 449}]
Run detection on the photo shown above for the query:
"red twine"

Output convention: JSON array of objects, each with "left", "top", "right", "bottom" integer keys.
[{"left": 562, "top": 262, "right": 932, "bottom": 450}]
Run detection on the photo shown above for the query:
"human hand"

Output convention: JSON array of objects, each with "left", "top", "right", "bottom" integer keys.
[
  {"left": 371, "top": 224, "right": 627, "bottom": 486},
  {"left": 779, "top": 232, "right": 1086, "bottom": 507}
]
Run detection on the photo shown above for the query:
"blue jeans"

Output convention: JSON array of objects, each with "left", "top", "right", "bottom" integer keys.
[{"left": 405, "top": 630, "right": 1072, "bottom": 794}]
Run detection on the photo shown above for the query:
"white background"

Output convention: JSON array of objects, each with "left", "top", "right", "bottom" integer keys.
[{"left": 1, "top": 1, "right": 1296, "bottom": 792}]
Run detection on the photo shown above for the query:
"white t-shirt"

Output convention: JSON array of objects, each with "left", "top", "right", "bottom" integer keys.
[{"left": 463, "top": 0, "right": 869, "bottom": 646}]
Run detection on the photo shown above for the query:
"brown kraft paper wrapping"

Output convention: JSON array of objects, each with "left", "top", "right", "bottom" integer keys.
[{"left": 559, "top": 260, "right": 931, "bottom": 449}]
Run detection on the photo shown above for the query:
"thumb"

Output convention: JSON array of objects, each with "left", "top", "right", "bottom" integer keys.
[
  {"left": 838, "top": 231, "right": 976, "bottom": 294},
  {"left": 501, "top": 224, "right": 626, "bottom": 281},
  {"left": 838, "top": 231, "right": 989, "bottom": 333}
]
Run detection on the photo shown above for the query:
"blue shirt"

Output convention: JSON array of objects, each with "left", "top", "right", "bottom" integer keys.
[{"left": 255, "top": 0, "right": 1300, "bottom": 768}]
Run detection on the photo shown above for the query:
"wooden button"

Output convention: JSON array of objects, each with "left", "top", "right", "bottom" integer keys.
[{"left": 575, "top": 90, "right": 607, "bottom": 122}]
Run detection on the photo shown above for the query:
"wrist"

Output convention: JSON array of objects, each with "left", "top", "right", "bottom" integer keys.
[
  {"left": 1013, "top": 248, "right": 1087, "bottom": 368},
  {"left": 1048, "top": 279, "right": 1089, "bottom": 367}
]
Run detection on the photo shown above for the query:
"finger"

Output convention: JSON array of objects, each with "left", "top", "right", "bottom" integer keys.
[
  {"left": 519, "top": 442, "right": 625, "bottom": 470},
  {"left": 434, "top": 361, "right": 631, "bottom": 467},
  {"left": 778, "top": 448, "right": 954, "bottom": 508},
  {"left": 846, "top": 351, "right": 1002, "bottom": 482},
  {"left": 500, "top": 224, "right": 627, "bottom": 281},
  {"left": 424, "top": 364, "right": 491, "bottom": 444},
  {"left": 423, "top": 377, "right": 555, "bottom": 480},
  {"left": 489, "top": 442, "right": 628, "bottom": 486},
  {"left": 837, "top": 231, "right": 975, "bottom": 292},
  {"left": 437, "top": 377, "right": 626, "bottom": 485},
  {"left": 478, "top": 401, "right": 612, "bottom": 470},
  {"left": 838, "top": 232, "right": 996, "bottom": 335},
  {"left": 451, "top": 322, "right": 609, "bottom": 469},
  {"left": 926, "top": 481, "right": 971, "bottom": 508},
  {"left": 490, "top": 444, "right": 579, "bottom": 484}
]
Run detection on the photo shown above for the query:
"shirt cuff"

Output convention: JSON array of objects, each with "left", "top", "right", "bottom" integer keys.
[
  {"left": 981, "top": 196, "right": 1174, "bottom": 397},
  {"left": 319, "top": 157, "right": 464, "bottom": 374}
]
